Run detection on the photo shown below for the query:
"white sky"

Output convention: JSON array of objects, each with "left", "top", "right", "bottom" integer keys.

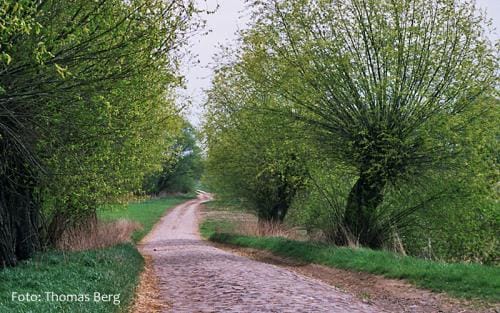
[
  {"left": 182, "top": 0, "right": 500, "bottom": 127},
  {"left": 180, "top": 0, "right": 250, "bottom": 127}
]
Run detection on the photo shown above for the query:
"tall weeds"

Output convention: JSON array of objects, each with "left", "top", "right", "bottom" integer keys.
[{"left": 56, "top": 219, "right": 141, "bottom": 251}]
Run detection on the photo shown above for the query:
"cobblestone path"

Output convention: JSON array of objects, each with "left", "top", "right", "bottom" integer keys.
[{"left": 141, "top": 193, "right": 385, "bottom": 313}]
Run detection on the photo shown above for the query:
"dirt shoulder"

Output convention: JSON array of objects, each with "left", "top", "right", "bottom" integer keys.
[{"left": 131, "top": 254, "right": 172, "bottom": 313}]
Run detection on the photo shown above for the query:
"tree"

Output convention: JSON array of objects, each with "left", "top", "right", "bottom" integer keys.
[
  {"left": 145, "top": 121, "right": 203, "bottom": 194},
  {"left": 1, "top": 0, "right": 45, "bottom": 268},
  {"left": 236, "top": 0, "right": 497, "bottom": 247},
  {"left": 0, "top": 0, "right": 196, "bottom": 267},
  {"left": 204, "top": 66, "right": 308, "bottom": 222}
]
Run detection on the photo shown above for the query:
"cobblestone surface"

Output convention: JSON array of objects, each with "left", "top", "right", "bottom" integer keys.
[{"left": 141, "top": 194, "right": 386, "bottom": 313}]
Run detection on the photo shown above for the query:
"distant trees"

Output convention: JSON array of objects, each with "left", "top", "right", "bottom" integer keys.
[
  {"left": 0, "top": 0, "right": 197, "bottom": 267},
  {"left": 145, "top": 121, "right": 203, "bottom": 194},
  {"left": 203, "top": 0, "right": 498, "bottom": 256}
]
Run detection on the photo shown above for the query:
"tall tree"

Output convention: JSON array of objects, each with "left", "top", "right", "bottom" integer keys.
[
  {"left": 237, "top": 0, "right": 497, "bottom": 246},
  {"left": 0, "top": 0, "right": 196, "bottom": 267}
]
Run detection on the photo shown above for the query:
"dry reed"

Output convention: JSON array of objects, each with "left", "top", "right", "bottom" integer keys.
[
  {"left": 56, "top": 219, "right": 142, "bottom": 251},
  {"left": 235, "top": 219, "right": 304, "bottom": 240}
]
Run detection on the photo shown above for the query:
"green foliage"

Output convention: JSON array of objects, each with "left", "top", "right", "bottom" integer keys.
[
  {"left": 287, "top": 161, "right": 356, "bottom": 239},
  {"left": 203, "top": 0, "right": 498, "bottom": 262},
  {"left": 405, "top": 194, "right": 499, "bottom": 264},
  {"left": 399, "top": 98, "right": 500, "bottom": 264},
  {"left": 200, "top": 218, "right": 500, "bottom": 302},
  {"left": 286, "top": 97, "right": 500, "bottom": 263},
  {"left": 33, "top": 0, "right": 193, "bottom": 228},
  {"left": 0, "top": 0, "right": 199, "bottom": 265},
  {"left": 0, "top": 244, "right": 143, "bottom": 313},
  {"left": 237, "top": 0, "right": 497, "bottom": 247},
  {"left": 144, "top": 122, "right": 203, "bottom": 194},
  {"left": 203, "top": 68, "right": 309, "bottom": 222}
]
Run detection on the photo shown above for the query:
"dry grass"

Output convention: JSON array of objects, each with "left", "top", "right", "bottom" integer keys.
[
  {"left": 56, "top": 219, "right": 142, "bottom": 251},
  {"left": 202, "top": 207, "right": 307, "bottom": 241},
  {"left": 234, "top": 219, "right": 307, "bottom": 241},
  {"left": 131, "top": 254, "right": 171, "bottom": 313}
]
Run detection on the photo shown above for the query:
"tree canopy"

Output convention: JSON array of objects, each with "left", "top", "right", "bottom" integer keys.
[
  {"left": 203, "top": 0, "right": 498, "bottom": 257},
  {"left": 0, "top": 0, "right": 197, "bottom": 267}
]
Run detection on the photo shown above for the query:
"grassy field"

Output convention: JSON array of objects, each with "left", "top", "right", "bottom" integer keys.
[
  {"left": 200, "top": 211, "right": 500, "bottom": 302},
  {"left": 0, "top": 195, "right": 193, "bottom": 313}
]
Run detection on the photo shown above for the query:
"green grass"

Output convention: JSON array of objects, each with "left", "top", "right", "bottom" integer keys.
[
  {"left": 99, "top": 194, "right": 194, "bottom": 241},
  {"left": 0, "top": 244, "right": 142, "bottom": 313},
  {"left": 201, "top": 218, "right": 500, "bottom": 302},
  {"left": 0, "top": 194, "right": 194, "bottom": 313}
]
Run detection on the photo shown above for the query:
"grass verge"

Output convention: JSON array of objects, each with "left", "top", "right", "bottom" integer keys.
[
  {"left": 0, "top": 244, "right": 142, "bottom": 313},
  {"left": 200, "top": 218, "right": 500, "bottom": 302},
  {"left": 0, "top": 194, "right": 194, "bottom": 313}
]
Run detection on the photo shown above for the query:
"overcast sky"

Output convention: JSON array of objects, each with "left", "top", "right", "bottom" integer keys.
[{"left": 182, "top": 0, "right": 500, "bottom": 127}]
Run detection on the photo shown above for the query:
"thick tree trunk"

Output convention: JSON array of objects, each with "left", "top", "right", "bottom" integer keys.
[
  {"left": 257, "top": 186, "right": 290, "bottom": 223},
  {"left": 0, "top": 185, "right": 40, "bottom": 268},
  {"left": 258, "top": 204, "right": 287, "bottom": 223},
  {"left": 47, "top": 211, "right": 70, "bottom": 247},
  {"left": 14, "top": 191, "right": 40, "bottom": 261},
  {"left": 274, "top": 202, "right": 288, "bottom": 223},
  {"left": 0, "top": 141, "right": 41, "bottom": 268},
  {"left": 0, "top": 204, "right": 16, "bottom": 267},
  {"left": 343, "top": 174, "right": 386, "bottom": 248}
]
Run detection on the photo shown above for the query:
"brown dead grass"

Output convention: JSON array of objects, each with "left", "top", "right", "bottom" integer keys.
[
  {"left": 132, "top": 254, "right": 171, "bottom": 313},
  {"left": 235, "top": 219, "right": 305, "bottom": 240},
  {"left": 203, "top": 209, "right": 307, "bottom": 241},
  {"left": 56, "top": 219, "right": 142, "bottom": 251}
]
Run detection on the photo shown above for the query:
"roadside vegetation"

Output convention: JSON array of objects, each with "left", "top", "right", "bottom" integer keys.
[
  {"left": 0, "top": 0, "right": 201, "bottom": 267},
  {"left": 143, "top": 123, "right": 204, "bottom": 196},
  {"left": 1, "top": 1, "right": 203, "bottom": 310},
  {"left": 200, "top": 203, "right": 500, "bottom": 302},
  {"left": 0, "top": 244, "right": 142, "bottom": 313},
  {"left": 203, "top": 0, "right": 498, "bottom": 266},
  {"left": 0, "top": 194, "right": 194, "bottom": 313},
  {"left": 1, "top": 0, "right": 498, "bottom": 311}
]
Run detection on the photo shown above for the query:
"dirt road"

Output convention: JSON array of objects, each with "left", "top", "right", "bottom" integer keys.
[{"left": 140, "top": 193, "right": 385, "bottom": 313}]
